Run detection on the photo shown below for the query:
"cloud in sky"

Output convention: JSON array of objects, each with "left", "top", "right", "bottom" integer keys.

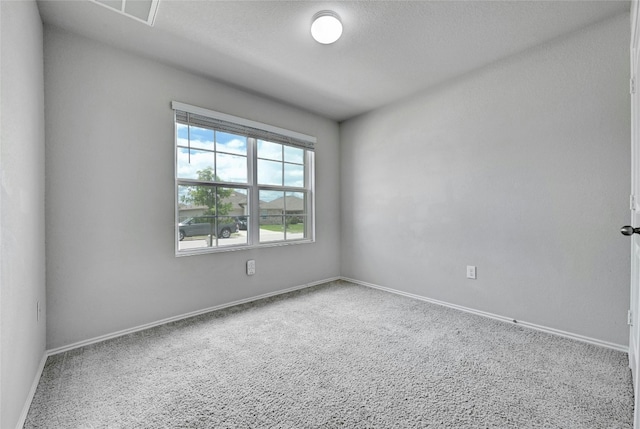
[
  {"left": 177, "top": 147, "right": 248, "bottom": 183},
  {"left": 178, "top": 125, "right": 247, "bottom": 154},
  {"left": 258, "top": 140, "right": 304, "bottom": 164},
  {"left": 217, "top": 131, "right": 247, "bottom": 155},
  {"left": 177, "top": 125, "right": 306, "bottom": 196}
]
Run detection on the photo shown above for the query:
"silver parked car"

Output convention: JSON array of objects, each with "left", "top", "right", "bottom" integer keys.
[{"left": 179, "top": 216, "right": 239, "bottom": 241}]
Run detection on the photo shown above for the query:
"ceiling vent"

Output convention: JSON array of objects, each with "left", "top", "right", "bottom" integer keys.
[{"left": 91, "top": 0, "right": 160, "bottom": 26}]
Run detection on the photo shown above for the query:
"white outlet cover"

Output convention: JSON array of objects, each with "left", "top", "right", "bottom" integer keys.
[
  {"left": 466, "top": 266, "right": 477, "bottom": 279},
  {"left": 247, "top": 260, "right": 256, "bottom": 275}
]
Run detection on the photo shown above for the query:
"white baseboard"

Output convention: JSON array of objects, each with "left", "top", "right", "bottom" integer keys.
[
  {"left": 21, "top": 277, "right": 340, "bottom": 427},
  {"left": 15, "top": 352, "right": 47, "bottom": 429},
  {"left": 47, "top": 277, "right": 341, "bottom": 356},
  {"left": 341, "top": 276, "right": 628, "bottom": 353},
  {"left": 20, "top": 274, "right": 625, "bottom": 428},
  {"left": 47, "top": 275, "right": 627, "bottom": 355}
]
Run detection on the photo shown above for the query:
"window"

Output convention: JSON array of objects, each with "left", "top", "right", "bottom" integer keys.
[{"left": 173, "top": 102, "right": 315, "bottom": 255}]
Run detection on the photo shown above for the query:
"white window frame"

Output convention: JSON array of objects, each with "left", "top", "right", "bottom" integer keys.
[{"left": 173, "top": 101, "right": 316, "bottom": 256}]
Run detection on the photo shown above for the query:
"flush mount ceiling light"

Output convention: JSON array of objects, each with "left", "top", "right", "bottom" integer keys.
[{"left": 311, "top": 11, "right": 343, "bottom": 45}]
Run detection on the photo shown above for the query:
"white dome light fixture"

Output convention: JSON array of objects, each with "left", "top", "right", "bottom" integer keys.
[{"left": 311, "top": 11, "right": 343, "bottom": 45}]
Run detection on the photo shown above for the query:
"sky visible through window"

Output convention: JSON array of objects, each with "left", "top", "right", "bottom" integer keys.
[{"left": 177, "top": 124, "right": 305, "bottom": 202}]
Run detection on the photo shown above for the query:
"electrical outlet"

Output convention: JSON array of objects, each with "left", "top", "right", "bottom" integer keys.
[
  {"left": 466, "top": 266, "right": 477, "bottom": 279},
  {"left": 247, "top": 260, "right": 256, "bottom": 276}
]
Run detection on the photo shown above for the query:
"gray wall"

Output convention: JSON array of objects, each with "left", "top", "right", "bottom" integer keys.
[
  {"left": 44, "top": 27, "right": 341, "bottom": 350},
  {"left": 340, "top": 13, "right": 631, "bottom": 346},
  {"left": 7, "top": 10, "right": 632, "bottom": 426},
  {"left": 1, "top": 1, "right": 47, "bottom": 428}
]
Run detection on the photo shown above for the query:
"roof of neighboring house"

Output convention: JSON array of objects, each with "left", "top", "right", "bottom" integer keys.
[
  {"left": 226, "top": 192, "right": 248, "bottom": 207},
  {"left": 179, "top": 192, "right": 248, "bottom": 211},
  {"left": 261, "top": 196, "right": 304, "bottom": 211}
]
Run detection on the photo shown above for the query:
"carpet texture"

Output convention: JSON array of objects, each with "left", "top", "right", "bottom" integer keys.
[{"left": 25, "top": 280, "right": 633, "bottom": 428}]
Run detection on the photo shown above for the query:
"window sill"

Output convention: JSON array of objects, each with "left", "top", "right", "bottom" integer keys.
[{"left": 175, "top": 238, "right": 315, "bottom": 257}]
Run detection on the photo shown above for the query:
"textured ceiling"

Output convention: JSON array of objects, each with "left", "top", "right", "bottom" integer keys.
[{"left": 37, "top": 0, "right": 630, "bottom": 121}]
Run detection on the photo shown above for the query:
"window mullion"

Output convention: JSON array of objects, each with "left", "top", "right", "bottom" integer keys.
[
  {"left": 177, "top": 178, "right": 247, "bottom": 188},
  {"left": 213, "top": 130, "right": 217, "bottom": 180},
  {"left": 248, "top": 137, "right": 258, "bottom": 246},
  {"left": 306, "top": 151, "right": 314, "bottom": 240},
  {"left": 213, "top": 186, "right": 218, "bottom": 248}
]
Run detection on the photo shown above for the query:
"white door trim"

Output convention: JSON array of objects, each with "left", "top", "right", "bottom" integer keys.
[{"left": 629, "top": 1, "right": 640, "bottom": 427}]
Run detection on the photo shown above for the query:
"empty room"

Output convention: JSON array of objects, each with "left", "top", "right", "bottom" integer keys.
[{"left": 2, "top": 0, "right": 639, "bottom": 427}]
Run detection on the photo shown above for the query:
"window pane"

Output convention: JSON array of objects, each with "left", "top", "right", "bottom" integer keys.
[
  {"left": 236, "top": 215, "right": 248, "bottom": 232},
  {"left": 284, "top": 163, "right": 304, "bottom": 187},
  {"left": 176, "top": 123, "right": 189, "bottom": 146},
  {"left": 259, "top": 190, "right": 284, "bottom": 242},
  {"left": 178, "top": 184, "right": 215, "bottom": 215},
  {"left": 285, "top": 215, "right": 306, "bottom": 240},
  {"left": 257, "top": 191, "right": 306, "bottom": 242},
  {"left": 216, "top": 210, "right": 246, "bottom": 247},
  {"left": 260, "top": 190, "right": 283, "bottom": 205},
  {"left": 257, "top": 140, "right": 282, "bottom": 161},
  {"left": 177, "top": 215, "right": 216, "bottom": 251},
  {"left": 216, "top": 153, "right": 248, "bottom": 183},
  {"left": 178, "top": 185, "right": 246, "bottom": 250},
  {"left": 216, "top": 132, "right": 247, "bottom": 156},
  {"left": 285, "top": 192, "right": 305, "bottom": 240},
  {"left": 189, "top": 126, "right": 215, "bottom": 150},
  {"left": 177, "top": 149, "right": 215, "bottom": 180},
  {"left": 260, "top": 218, "right": 284, "bottom": 242},
  {"left": 218, "top": 188, "right": 248, "bottom": 246},
  {"left": 178, "top": 184, "right": 215, "bottom": 251},
  {"left": 258, "top": 159, "right": 282, "bottom": 186},
  {"left": 284, "top": 146, "right": 304, "bottom": 164},
  {"left": 285, "top": 191, "right": 305, "bottom": 213},
  {"left": 220, "top": 189, "right": 248, "bottom": 218}
]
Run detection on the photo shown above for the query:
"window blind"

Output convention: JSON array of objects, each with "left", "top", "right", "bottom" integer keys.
[{"left": 173, "top": 102, "right": 315, "bottom": 151}]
